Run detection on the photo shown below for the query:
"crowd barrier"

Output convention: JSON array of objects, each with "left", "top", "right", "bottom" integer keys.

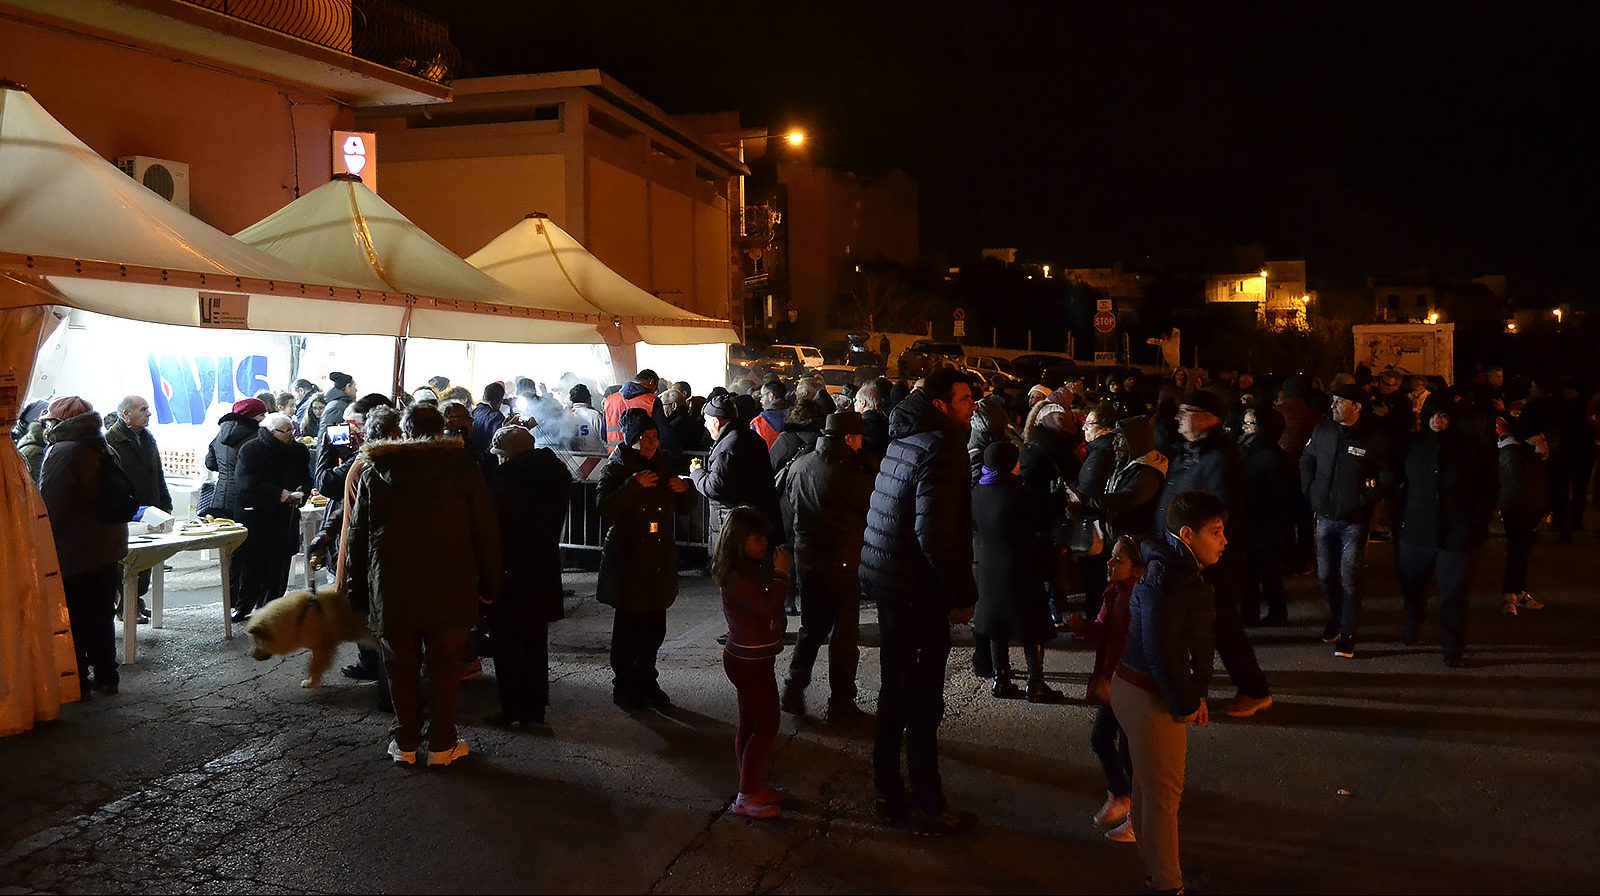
[{"left": 554, "top": 450, "right": 714, "bottom": 552}]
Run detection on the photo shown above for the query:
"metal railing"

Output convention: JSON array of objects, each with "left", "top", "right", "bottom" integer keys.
[
  {"left": 555, "top": 450, "right": 715, "bottom": 553},
  {"left": 182, "top": 0, "right": 461, "bottom": 84}
]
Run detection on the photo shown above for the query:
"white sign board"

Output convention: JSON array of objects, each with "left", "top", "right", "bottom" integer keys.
[
  {"left": 332, "top": 130, "right": 377, "bottom": 192},
  {"left": 953, "top": 320, "right": 966, "bottom": 338},
  {"left": 1094, "top": 351, "right": 1116, "bottom": 366},
  {"left": 1096, "top": 299, "right": 1113, "bottom": 312},
  {"left": 198, "top": 292, "right": 249, "bottom": 329}
]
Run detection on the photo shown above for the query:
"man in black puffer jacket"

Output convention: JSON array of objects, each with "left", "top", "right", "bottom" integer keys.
[
  {"left": 692, "top": 394, "right": 783, "bottom": 544},
  {"left": 861, "top": 368, "right": 979, "bottom": 836},
  {"left": 1153, "top": 390, "right": 1272, "bottom": 719}
]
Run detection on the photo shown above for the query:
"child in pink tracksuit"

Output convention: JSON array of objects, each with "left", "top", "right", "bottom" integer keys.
[{"left": 713, "top": 506, "right": 792, "bottom": 819}]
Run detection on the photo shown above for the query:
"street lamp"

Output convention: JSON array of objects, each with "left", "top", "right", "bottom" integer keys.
[
  {"left": 784, "top": 129, "right": 806, "bottom": 146},
  {"left": 1425, "top": 310, "right": 1441, "bottom": 325}
]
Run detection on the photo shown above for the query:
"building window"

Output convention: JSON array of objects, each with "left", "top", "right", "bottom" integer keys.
[{"left": 1388, "top": 295, "right": 1400, "bottom": 309}]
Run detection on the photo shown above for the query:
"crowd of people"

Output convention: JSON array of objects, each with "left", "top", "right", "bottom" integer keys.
[{"left": 12, "top": 356, "right": 1598, "bottom": 894}]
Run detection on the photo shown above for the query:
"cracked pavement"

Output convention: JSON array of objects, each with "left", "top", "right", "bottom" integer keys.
[{"left": 3, "top": 530, "right": 1599, "bottom": 894}]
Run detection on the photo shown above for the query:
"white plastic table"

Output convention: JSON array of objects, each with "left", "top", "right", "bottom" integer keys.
[{"left": 119, "top": 527, "right": 249, "bottom": 664}]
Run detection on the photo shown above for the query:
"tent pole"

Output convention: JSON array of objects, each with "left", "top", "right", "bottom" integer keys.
[{"left": 392, "top": 335, "right": 407, "bottom": 401}]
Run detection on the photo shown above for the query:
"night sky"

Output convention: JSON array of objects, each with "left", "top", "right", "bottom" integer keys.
[{"left": 409, "top": 2, "right": 1592, "bottom": 297}]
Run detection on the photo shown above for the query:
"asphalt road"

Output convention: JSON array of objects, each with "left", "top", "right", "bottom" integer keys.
[{"left": 2, "top": 521, "right": 1598, "bottom": 895}]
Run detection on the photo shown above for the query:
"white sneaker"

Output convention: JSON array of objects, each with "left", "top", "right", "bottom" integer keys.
[
  {"left": 1501, "top": 595, "right": 1519, "bottom": 616},
  {"left": 1106, "top": 818, "right": 1136, "bottom": 842},
  {"left": 1518, "top": 592, "right": 1545, "bottom": 610},
  {"left": 386, "top": 739, "right": 417, "bottom": 766},
  {"left": 426, "top": 738, "right": 471, "bottom": 767}
]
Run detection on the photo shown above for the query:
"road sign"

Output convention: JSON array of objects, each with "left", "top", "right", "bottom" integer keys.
[
  {"left": 953, "top": 307, "right": 966, "bottom": 321},
  {"left": 1096, "top": 299, "right": 1113, "bottom": 312},
  {"left": 1093, "top": 310, "right": 1116, "bottom": 334},
  {"left": 1094, "top": 352, "right": 1116, "bottom": 365},
  {"left": 953, "top": 320, "right": 966, "bottom": 338}
]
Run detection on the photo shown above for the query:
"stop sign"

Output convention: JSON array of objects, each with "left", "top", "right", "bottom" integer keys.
[{"left": 1093, "top": 310, "right": 1116, "bottom": 334}]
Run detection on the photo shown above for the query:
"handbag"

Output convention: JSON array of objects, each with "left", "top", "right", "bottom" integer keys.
[{"left": 1067, "top": 515, "right": 1107, "bottom": 558}]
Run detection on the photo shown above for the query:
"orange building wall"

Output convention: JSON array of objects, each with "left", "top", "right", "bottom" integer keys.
[
  {"left": 0, "top": 14, "right": 352, "bottom": 234},
  {"left": 380, "top": 154, "right": 568, "bottom": 256}
]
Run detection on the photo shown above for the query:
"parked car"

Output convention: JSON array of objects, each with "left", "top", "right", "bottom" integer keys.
[
  {"left": 814, "top": 365, "right": 861, "bottom": 396},
  {"left": 1007, "top": 353, "right": 1077, "bottom": 386},
  {"left": 728, "top": 343, "right": 791, "bottom": 387},
  {"left": 821, "top": 339, "right": 884, "bottom": 368},
  {"left": 896, "top": 340, "right": 966, "bottom": 379},
  {"left": 965, "top": 355, "right": 1025, "bottom": 392},
  {"left": 766, "top": 343, "right": 826, "bottom": 374}
]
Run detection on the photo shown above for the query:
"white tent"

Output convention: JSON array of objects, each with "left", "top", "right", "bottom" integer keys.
[
  {"left": 467, "top": 214, "right": 739, "bottom": 347},
  {"left": 235, "top": 177, "right": 607, "bottom": 346},
  {"left": 0, "top": 87, "right": 407, "bottom": 339}
]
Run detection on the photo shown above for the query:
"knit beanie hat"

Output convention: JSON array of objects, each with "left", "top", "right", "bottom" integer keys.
[
  {"left": 703, "top": 393, "right": 738, "bottom": 421},
  {"left": 569, "top": 384, "right": 591, "bottom": 405},
  {"left": 983, "top": 440, "right": 1019, "bottom": 474},
  {"left": 620, "top": 407, "right": 658, "bottom": 447},
  {"left": 490, "top": 424, "right": 536, "bottom": 459},
  {"left": 329, "top": 371, "right": 353, "bottom": 390}
]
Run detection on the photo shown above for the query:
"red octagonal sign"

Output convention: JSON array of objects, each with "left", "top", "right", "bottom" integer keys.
[{"left": 1093, "top": 310, "right": 1117, "bottom": 334}]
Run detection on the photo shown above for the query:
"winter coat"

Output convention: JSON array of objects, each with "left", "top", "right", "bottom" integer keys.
[
  {"left": 318, "top": 388, "right": 354, "bottom": 432},
  {"left": 967, "top": 394, "right": 1021, "bottom": 485},
  {"left": 39, "top": 412, "right": 128, "bottom": 577},
  {"left": 105, "top": 421, "right": 172, "bottom": 512},
  {"left": 1240, "top": 411, "right": 1294, "bottom": 551},
  {"left": 1398, "top": 429, "right": 1495, "bottom": 551},
  {"left": 721, "top": 565, "right": 789, "bottom": 660},
  {"left": 1081, "top": 578, "right": 1135, "bottom": 701},
  {"left": 783, "top": 433, "right": 873, "bottom": 579},
  {"left": 751, "top": 408, "right": 787, "bottom": 450},
  {"left": 1085, "top": 417, "right": 1166, "bottom": 541},
  {"left": 1155, "top": 424, "right": 1248, "bottom": 537},
  {"left": 314, "top": 429, "right": 357, "bottom": 501},
  {"left": 1118, "top": 534, "right": 1215, "bottom": 718},
  {"left": 770, "top": 411, "right": 825, "bottom": 473},
  {"left": 235, "top": 428, "right": 313, "bottom": 559},
  {"left": 1299, "top": 416, "right": 1394, "bottom": 524},
  {"left": 665, "top": 406, "right": 712, "bottom": 457},
  {"left": 860, "top": 389, "right": 978, "bottom": 612},
  {"left": 493, "top": 447, "right": 573, "bottom": 624},
  {"left": 1074, "top": 433, "right": 1117, "bottom": 501},
  {"left": 1275, "top": 397, "right": 1321, "bottom": 467},
  {"left": 971, "top": 473, "right": 1056, "bottom": 644},
  {"left": 692, "top": 423, "right": 783, "bottom": 540},
  {"left": 470, "top": 402, "right": 507, "bottom": 454},
  {"left": 860, "top": 409, "right": 891, "bottom": 461},
  {"left": 1497, "top": 436, "right": 1549, "bottom": 526},
  {"left": 346, "top": 438, "right": 502, "bottom": 637},
  {"left": 203, "top": 412, "right": 260, "bottom": 518},
  {"left": 17, "top": 421, "right": 47, "bottom": 485},
  {"left": 596, "top": 444, "right": 689, "bottom": 612}
]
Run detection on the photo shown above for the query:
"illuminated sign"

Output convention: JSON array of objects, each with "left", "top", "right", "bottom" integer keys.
[
  {"left": 332, "top": 130, "right": 377, "bottom": 191},
  {"left": 147, "top": 354, "right": 272, "bottom": 425}
]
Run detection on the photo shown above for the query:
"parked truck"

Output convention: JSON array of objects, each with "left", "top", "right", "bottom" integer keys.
[{"left": 1352, "top": 323, "right": 1455, "bottom": 385}]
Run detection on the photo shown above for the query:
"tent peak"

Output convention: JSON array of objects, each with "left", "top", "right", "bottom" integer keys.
[
  {"left": 0, "top": 79, "right": 29, "bottom": 92},
  {"left": 331, "top": 172, "right": 363, "bottom": 183},
  {"left": 524, "top": 212, "right": 550, "bottom": 220}
]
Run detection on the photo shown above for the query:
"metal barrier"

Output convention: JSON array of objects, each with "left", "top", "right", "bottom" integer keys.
[{"left": 556, "top": 450, "right": 714, "bottom": 552}]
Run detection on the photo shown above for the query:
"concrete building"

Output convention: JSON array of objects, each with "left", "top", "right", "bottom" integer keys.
[
  {"left": 358, "top": 71, "right": 748, "bottom": 323},
  {"left": 1370, "top": 270, "right": 1504, "bottom": 324},
  {"left": 1063, "top": 266, "right": 1146, "bottom": 300},
  {"left": 0, "top": 0, "right": 454, "bottom": 234},
  {"left": 1206, "top": 259, "right": 1314, "bottom": 331}
]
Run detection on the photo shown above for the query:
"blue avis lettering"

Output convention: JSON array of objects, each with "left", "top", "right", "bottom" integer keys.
[{"left": 147, "top": 354, "right": 270, "bottom": 424}]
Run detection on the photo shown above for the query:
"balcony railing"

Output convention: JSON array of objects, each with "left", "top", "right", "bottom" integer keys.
[{"left": 181, "top": 0, "right": 461, "bottom": 84}]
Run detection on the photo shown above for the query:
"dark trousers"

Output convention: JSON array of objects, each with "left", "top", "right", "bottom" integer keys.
[
  {"left": 1077, "top": 553, "right": 1109, "bottom": 619},
  {"left": 724, "top": 652, "right": 779, "bottom": 795},
  {"left": 381, "top": 625, "right": 470, "bottom": 753},
  {"left": 490, "top": 614, "right": 549, "bottom": 722},
  {"left": 1243, "top": 542, "right": 1287, "bottom": 621},
  {"left": 977, "top": 635, "right": 1046, "bottom": 684},
  {"left": 1316, "top": 517, "right": 1368, "bottom": 636},
  {"left": 1209, "top": 558, "right": 1271, "bottom": 699},
  {"left": 1090, "top": 703, "right": 1133, "bottom": 797},
  {"left": 1502, "top": 518, "right": 1537, "bottom": 595},
  {"left": 1292, "top": 492, "right": 1316, "bottom": 572},
  {"left": 609, "top": 608, "right": 667, "bottom": 698},
  {"left": 873, "top": 601, "right": 951, "bottom": 814},
  {"left": 63, "top": 563, "right": 120, "bottom": 687},
  {"left": 1398, "top": 542, "right": 1475, "bottom": 660},
  {"left": 1550, "top": 454, "right": 1592, "bottom": 535},
  {"left": 786, "top": 567, "right": 861, "bottom": 705}
]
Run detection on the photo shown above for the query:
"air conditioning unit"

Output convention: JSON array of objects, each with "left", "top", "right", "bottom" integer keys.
[{"left": 116, "top": 156, "right": 190, "bottom": 212}]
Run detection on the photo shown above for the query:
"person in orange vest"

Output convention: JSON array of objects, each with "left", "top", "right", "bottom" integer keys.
[{"left": 604, "top": 369, "right": 673, "bottom": 452}]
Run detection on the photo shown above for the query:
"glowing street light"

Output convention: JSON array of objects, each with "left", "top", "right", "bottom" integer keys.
[
  {"left": 1425, "top": 310, "right": 1441, "bottom": 324},
  {"left": 1554, "top": 308, "right": 1564, "bottom": 323},
  {"left": 784, "top": 129, "right": 806, "bottom": 147},
  {"left": 1506, "top": 320, "right": 1518, "bottom": 333}
]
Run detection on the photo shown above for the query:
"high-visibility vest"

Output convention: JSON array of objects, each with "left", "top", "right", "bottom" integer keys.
[{"left": 603, "top": 390, "right": 657, "bottom": 446}]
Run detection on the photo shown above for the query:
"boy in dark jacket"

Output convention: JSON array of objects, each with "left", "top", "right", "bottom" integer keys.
[
  {"left": 1110, "top": 490, "right": 1224, "bottom": 896},
  {"left": 598, "top": 408, "right": 693, "bottom": 710}
]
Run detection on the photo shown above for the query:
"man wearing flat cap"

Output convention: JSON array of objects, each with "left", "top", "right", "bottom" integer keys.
[
  {"left": 778, "top": 411, "right": 875, "bottom": 726},
  {"left": 1154, "top": 388, "right": 1273, "bottom": 719},
  {"left": 1300, "top": 384, "right": 1395, "bottom": 660}
]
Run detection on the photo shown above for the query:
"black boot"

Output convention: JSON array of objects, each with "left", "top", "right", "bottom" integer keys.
[{"left": 1025, "top": 645, "right": 1065, "bottom": 704}]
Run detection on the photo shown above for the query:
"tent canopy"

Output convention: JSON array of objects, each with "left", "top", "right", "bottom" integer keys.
[
  {"left": 0, "top": 86, "right": 407, "bottom": 336},
  {"left": 236, "top": 177, "right": 607, "bottom": 345},
  {"left": 468, "top": 214, "right": 738, "bottom": 346}
]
